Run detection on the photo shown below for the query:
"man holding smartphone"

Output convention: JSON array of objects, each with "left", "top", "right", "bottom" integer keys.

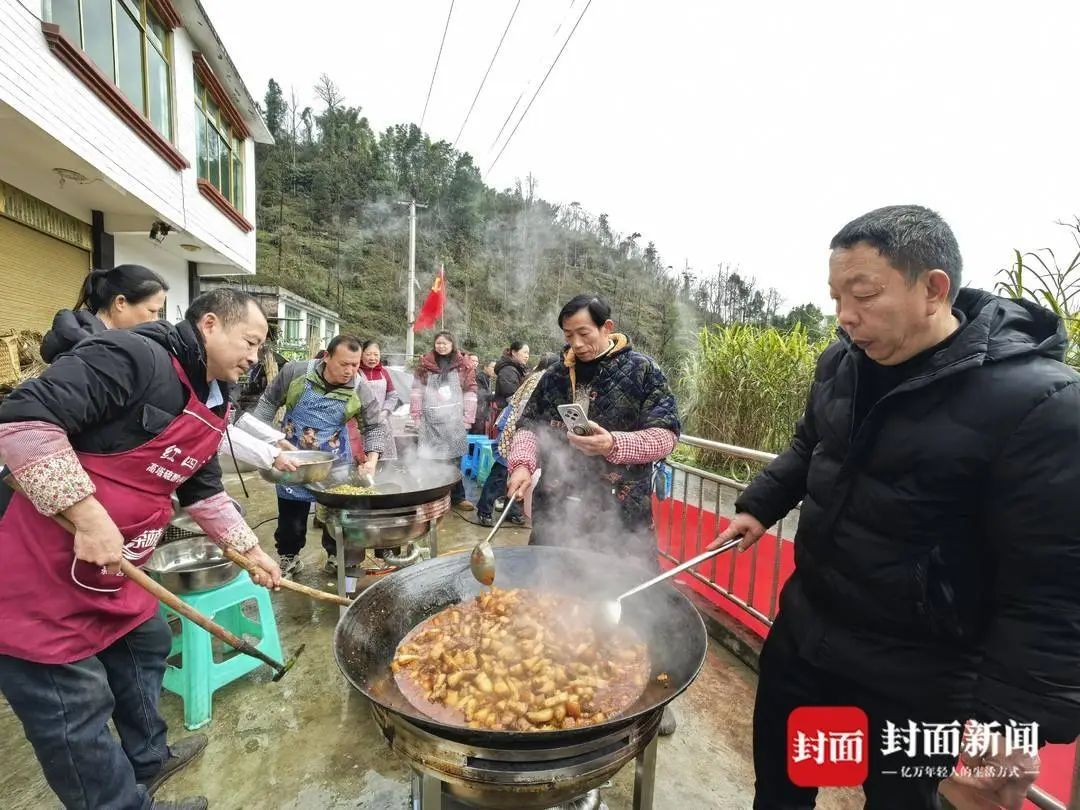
[
  {"left": 506, "top": 295, "right": 681, "bottom": 734},
  {"left": 506, "top": 294, "right": 680, "bottom": 567}
]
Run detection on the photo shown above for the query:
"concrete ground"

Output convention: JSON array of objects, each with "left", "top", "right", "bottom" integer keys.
[{"left": 0, "top": 474, "right": 860, "bottom": 810}]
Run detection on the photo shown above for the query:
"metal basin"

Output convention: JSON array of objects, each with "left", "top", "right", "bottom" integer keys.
[
  {"left": 145, "top": 538, "right": 240, "bottom": 593},
  {"left": 257, "top": 450, "right": 336, "bottom": 485}
]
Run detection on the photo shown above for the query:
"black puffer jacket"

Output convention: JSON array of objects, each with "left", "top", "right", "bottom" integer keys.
[
  {"left": 738, "top": 288, "right": 1080, "bottom": 742},
  {"left": 493, "top": 355, "right": 526, "bottom": 409},
  {"left": 0, "top": 319, "right": 225, "bottom": 506},
  {"left": 40, "top": 309, "right": 106, "bottom": 362}
]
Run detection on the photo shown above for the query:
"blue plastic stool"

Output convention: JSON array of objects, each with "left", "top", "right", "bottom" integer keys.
[
  {"left": 476, "top": 444, "right": 496, "bottom": 485},
  {"left": 461, "top": 436, "right": 496, "bottom": 479},
  {"left": 161, "top": 571, "right": 282, "bottom": 730}
]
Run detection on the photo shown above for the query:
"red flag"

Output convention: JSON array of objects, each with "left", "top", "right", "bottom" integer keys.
[{"left": 413, "top": 265, "right": 446, "bottom": 332}]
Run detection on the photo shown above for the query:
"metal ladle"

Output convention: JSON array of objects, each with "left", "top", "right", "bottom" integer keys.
[
  {"left": 469, "top": 500, "right": 517, "bottom": 586},
  {"left": 597, "top": 536, "right": 743, "bottom": 631}
]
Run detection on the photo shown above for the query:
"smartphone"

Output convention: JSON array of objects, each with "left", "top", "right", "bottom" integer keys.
[{"left": 557, "top": 403, "right": 593, "bottom": 436}]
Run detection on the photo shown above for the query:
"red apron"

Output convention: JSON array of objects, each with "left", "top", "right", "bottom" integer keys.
[{"left": 0, "top": 357, "right": 228, "bottom": 664}]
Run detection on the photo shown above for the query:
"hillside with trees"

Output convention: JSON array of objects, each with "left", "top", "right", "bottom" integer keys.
[{"left": 249, "top": 75, "right": 829, "bottom": 368}]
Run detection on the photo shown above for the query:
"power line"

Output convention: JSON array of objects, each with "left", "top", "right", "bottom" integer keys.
[
  {"left": 453, "top": 0, "right": 522, "bottom": 150},
  {"left": 419, "top": 0, "right": 456, "bottom": 131},
  {"left": 486, "top": 0, "right": 595, "bottom": 176},
  {"left": 487, "top": 0, "right": 578, "bottom": 153},
  {"left": 489, "top": 89, "right": 525, "bottom": 152}
]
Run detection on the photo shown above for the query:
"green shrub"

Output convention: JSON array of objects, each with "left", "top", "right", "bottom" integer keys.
[
  {"left": 994, "top": 218, "right": 1080, "bottom": 371},
  {"left": 678, "top": 324, "right": 829, "bottom": 476}
]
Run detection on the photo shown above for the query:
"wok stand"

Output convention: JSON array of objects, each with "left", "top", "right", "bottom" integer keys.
[
  {"left": 406, "top": 744, "right": 658, "bottom": 810},
  {"left": 324, "top": 494, "right": 450, "bottom": 616},
  {"left": 376, "top": 704, "right": 660, "bottom": 810},
  {"left": 335, "top": 547, "right": 706, "bottom": 810}
]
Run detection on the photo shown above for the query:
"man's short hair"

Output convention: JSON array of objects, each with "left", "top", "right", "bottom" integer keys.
[
  {"left": 830, "top": 205, "right": 963, "bottom": 303},
  {"left": 558, "top": 294, "right": 612, "bottom": 329},
  {"left": 327, "top": 334, "right": 363, "bottom": 355},
  {"left": 185, "top": 288, "right": 261, "bottom": 326}
]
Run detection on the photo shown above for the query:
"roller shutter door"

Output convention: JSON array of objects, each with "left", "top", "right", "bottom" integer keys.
[{"left": 0, "top": 216, "right": 90, "bottom": 332}]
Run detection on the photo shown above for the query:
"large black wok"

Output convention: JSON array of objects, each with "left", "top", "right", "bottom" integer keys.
[
  {"left": 334, "top": 546, "right": 708, "bottom": 747},
  {"left": 305, "top": 460, "right": 461, "bottom": 510}
]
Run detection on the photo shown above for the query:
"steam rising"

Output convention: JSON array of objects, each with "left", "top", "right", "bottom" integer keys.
[{"left": 352, "top": 178, "right": 699, "bottom": 369}]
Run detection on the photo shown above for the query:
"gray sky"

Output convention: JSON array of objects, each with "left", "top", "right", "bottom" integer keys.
[{"left": 204, "top": 0, "right": 1080, "bottom": 311}]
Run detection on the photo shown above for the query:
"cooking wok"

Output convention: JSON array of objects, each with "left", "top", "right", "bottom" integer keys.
[
  {"left": 334, "top": 545, "right": 707, "bottom": 747},
  {"left": 305, "top": 460, "right": 461, "bottom": 510}
]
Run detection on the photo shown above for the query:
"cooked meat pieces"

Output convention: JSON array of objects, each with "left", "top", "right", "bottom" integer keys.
[{"left": 392, "top": 588, "right": 650, "bottom": 731}]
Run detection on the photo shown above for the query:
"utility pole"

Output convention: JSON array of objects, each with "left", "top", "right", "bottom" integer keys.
[{"left": 397, "top": 199, "right": 427, "bottom": 362}]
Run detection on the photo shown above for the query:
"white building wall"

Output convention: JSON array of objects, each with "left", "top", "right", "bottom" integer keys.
[
  {"left": 112, "top": 236, "right": 191, "bottom": 322},
  {"left": 170, "top": 39, "right": 257, "bottom": 271},
  {"left": 0, "top": 0, "right": 256, "bottom": 272}
]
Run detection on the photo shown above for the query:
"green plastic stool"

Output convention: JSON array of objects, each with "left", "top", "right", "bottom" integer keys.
[
  {"left": 161, "top": 571, "right": 282, "bottom": 730},
  {"left": 476, "top": 444, "right": 496, "bottom": 485}
]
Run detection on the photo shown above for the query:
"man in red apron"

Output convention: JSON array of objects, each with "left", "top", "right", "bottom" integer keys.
[{"left": 0, "top": 289, "right": 281, "bottom": 810}]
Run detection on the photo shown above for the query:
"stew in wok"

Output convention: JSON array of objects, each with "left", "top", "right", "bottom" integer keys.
[{"left": 392, "top": 587, "right": 651, "bottom": 732}]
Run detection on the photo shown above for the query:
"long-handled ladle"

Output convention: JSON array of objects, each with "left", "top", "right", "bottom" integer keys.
[
  {"left": 468, "top": 499, "right": 518, "bottom": 586},
  {"left": 597, "top": 536, "right": 743, "bottom": 631}
]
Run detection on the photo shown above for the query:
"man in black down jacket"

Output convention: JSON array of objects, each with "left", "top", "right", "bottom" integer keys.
[
  {"left": 0, "top": 290, "right": 281, "bottom": 810},
  {"left": 713, "top": 205, "right": 1080, "bottom": 810}
]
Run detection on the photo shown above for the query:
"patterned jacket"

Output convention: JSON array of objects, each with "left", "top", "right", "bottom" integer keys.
[{"left": 518, "top": 335, "right": 680, "bottom": 533}]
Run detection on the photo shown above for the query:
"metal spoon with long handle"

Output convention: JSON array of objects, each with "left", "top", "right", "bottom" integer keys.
[
  {"left": 469, "top": 502, "right": 516, "bottom": 586},
  {"left": 356, "top": 467, "right": 376, "bottom": 488},
  {"left": 598, "top": 536, "right": 743, "bottom": 630}
]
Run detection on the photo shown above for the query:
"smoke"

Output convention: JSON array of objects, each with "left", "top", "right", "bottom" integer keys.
[
  {"left": 336, "top": 171, "right": 693, "bottom": 375},
  {"left": 525, "top": 428, "right": 658, "bottom": 574},
  {"left": 508, "top": 426, "right": 700, "bottom": 673},
  {"left": 387, "top": 359, "right": 695, "bottom": 667}
]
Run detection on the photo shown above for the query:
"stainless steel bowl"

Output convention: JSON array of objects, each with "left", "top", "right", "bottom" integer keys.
[
  {"left": 145, "top": 538, "right": 240, "bottom": 593},
  {"left": 257, "top": 450, "right": 337, "bottom": 484}
]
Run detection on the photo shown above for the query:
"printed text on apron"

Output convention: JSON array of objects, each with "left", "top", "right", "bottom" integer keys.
[{"left": 0, "top": 357, "right": 228, "bottom": 664}]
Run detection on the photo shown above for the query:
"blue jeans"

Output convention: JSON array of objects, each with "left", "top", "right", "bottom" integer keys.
[
  {"left": 0, "top": 615, "right": 172, "bottom": 809},
  {"left": 476, "top": 461, "right": 521, "bottom": 518}
]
